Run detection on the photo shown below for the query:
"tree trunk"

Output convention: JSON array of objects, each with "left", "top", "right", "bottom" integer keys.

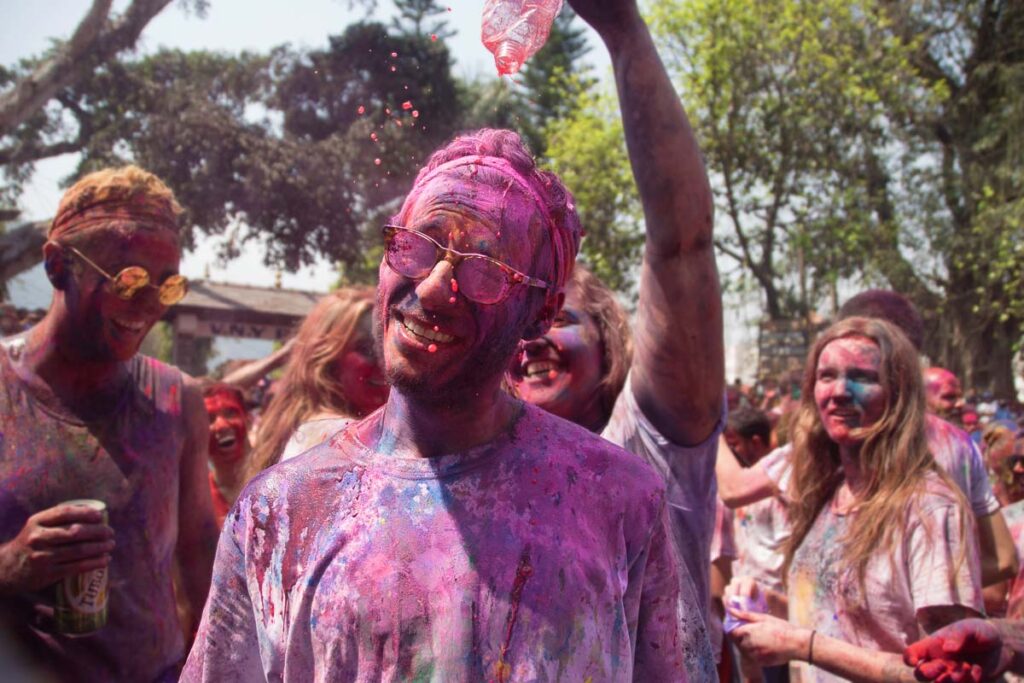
[
  {"left": 0, "top": 220, "right": 48, "bottom": 283},
  {"left": 0, "top": 0, "right": 173, "bottom": 137}
]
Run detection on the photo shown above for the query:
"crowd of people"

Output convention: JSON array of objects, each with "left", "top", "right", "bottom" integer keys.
[{"left": 1, "top": 0, "right": 1023, "bottom": 681}]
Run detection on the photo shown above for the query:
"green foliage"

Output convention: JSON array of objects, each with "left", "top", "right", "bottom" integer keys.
[
  {"left": 2, "top": 22, "right": 461, "bottom": 274},
  {"left": 645, "top": 0, "right": 1023, "bottom": 393},
  {"left": 545, "top": 87, "right": 643, "bottom": 295},
  {"left": 517, "top": 5, "right": 595, "bottom": 156},
  {"left": 390, "top": 0, "right": 455, "bottom": 39}
]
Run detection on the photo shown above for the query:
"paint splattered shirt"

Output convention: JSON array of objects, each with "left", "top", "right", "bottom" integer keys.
[
  {"left": 279, "top": 416, "right": 354, "bottom": 462},
  {"left": 787, "top": 475, "right": 983, "bottom": 683},
  {"left": 732, "top": 493, "right": 789, "bottom": 595},
  {"left": 602, "top": 376, "right": 722, "bottom": 613},
  {"left": 183, "top": 403, "right": 691, "bottom": 682},
  {"left": 708, "top": 498, "right": 736, "bottom": 664},
  {"left": 0, "top": 337, "right": 187, "bottom": 682},
  {"left": 761, "top": 414, "right": 999, "bottom": 517},
  {"left": 602, "top": 375, "right": 722, "bottom": 681}
]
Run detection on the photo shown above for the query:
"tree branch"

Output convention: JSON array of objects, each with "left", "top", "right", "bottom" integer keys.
[
  {"left": 0, "top": 137, "right": 84, "bottom": 165},
  {"left": 0, "top": 0, "right": 173, "bottom": 136}
]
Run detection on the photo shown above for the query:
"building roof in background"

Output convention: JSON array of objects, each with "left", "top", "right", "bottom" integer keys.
[{"left": 175, "top": 280, "right": 323, "bottom": 316}]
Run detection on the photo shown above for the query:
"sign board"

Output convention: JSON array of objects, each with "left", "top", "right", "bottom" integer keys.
[
  {"left": 195, "top": 319, "right": 297, "bottom": 341},
  {"left": 757, "top": 318, "right": 826, "bottom": 380}
]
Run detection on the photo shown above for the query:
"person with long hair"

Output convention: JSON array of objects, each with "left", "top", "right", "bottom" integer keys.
[
  {"left": 245, "top": 286, "right": 387, "bottom": 478},
  {"left": 726, "top": 317, "right": 983, "bottom": 682}
]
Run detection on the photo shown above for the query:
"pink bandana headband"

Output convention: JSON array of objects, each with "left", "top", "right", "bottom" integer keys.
[
  {"left": 407, "top": 155, "right": 580, "bottom": 294},
  {"left": 50, "top": 193, "right": 179, "bottom": 243}
]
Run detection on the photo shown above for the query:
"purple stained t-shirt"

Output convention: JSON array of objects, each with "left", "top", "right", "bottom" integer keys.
[
  {"left": 183, "top": 403, "right": 693, "bottom": 682},
  {"left": 0, "top": 337, "right": 187, "bottom": 682}
]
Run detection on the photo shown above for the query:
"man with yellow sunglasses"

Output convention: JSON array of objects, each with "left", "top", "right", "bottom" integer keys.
[{"left": 0, "top": 165, "right": 217, "bottom": 681}]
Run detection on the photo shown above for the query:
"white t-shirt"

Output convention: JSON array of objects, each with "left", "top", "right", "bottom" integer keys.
[
  {"left": 733, "top": 493, "right": 789, "bottom": 595},
  {"left": 601, "top": 375, "right": 723, "bottom": 681},
  {"left": 708, "top": 498, "right": 736, "bottom": 663},
  {"left": 280, "top": 416, "right": 354, "bottom": 462},
  {"left": 602, "top": 375, "right": 724, "bottom": 616},
  {"left": 787, "top": 476, "right": 983, "bottom": 683}
]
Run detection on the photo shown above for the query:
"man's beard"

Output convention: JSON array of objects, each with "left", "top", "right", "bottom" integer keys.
[{"left": 375, "top": 312, "right": 524, "bottom": 407}]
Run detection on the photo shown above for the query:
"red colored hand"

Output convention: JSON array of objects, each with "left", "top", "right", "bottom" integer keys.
[{"left": 903, "top": 619, "right": 1012, "bottom": 682}]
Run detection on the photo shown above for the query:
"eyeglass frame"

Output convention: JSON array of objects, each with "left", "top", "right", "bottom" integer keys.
[
  {"left": 63, "top": 243, "right": 189, "bottom": 306},
  {"left": 381, "top": 224, "right": 550, "bottom": 304}
]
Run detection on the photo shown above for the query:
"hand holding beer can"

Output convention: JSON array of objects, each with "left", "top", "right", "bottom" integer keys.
[{"left": 54, "top": 499, "right": 109, "bottom": 634}]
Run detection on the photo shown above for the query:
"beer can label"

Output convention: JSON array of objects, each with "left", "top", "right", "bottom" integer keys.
[
  {"left": 63, "top": 566, "right": 108, "bottom": 614},
  {"left": 55, "top": 499, "right": 109, "bottom": 634}
]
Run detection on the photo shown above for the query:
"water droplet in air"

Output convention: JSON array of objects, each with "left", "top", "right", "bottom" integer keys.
[
  {"left": 374, "top": 158, "right": 382, "bottom": 166},
  {"left": 385, "top": 107, "right": 391, "bottom": 115},
  {"left": 428, "top": 343, "right": 437, "bottom": 353},
  {"left": 390, "top": 66, "right": 396, "bottom": 72},
  {"left": 390, "top": 51, "right": 398, "bottom": 58},
  {"left": 357, "top": 105, "right": 365, "bottom": 115},
  {"left": 370, "top": 132, "right": 378, "bottom": 142},
  {"left": 448, "top": 296, "right": 456, "bottom": 304},
  {"left": 402, "top": 101, "right": 413, "bottom": 110},
  {"left": 412, "top": 110, "right": 420, "bottom": 118},
  {"left": 433, "top": 325, "right": 439, "bottom": 332}
]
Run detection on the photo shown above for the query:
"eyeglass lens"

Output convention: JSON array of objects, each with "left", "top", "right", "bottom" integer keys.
[{"left": 386, "top": 230, "right": 509, "bottom": 304}]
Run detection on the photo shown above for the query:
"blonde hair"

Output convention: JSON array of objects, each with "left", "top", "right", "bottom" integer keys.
[
  {"left": 51, "top": 165, "right": 182, "bottom": 245},
  {"left": 246, "top": 286, "right": 375, "bottom": 478},
  {"left": 783, "top": 316, "right": 968, "bottom": 589}
]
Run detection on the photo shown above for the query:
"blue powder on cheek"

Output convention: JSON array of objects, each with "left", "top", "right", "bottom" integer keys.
[{"left": 846, "top": 380, "right": 873, "bottom": 407}]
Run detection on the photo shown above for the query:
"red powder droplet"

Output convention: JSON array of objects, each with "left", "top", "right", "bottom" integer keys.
[
  {"left": 390, "top": 66, "right": 396, "bottom": 72},
  {"left": 370, "top": 132, "right": 378, "bottom": 142},
  {"left": 412, "top": 110, "right": 420, "bottom": 118},
  {"left": 548, "top": 369, "right": 558, "bottom": 380},
  {"left": 357, "top": 105, "right": 366, "bottom": 115},
  {"left": 433, "top": 325, "right": 439, "bottom": 332},
  {"left": 374, "top": 158, "right": 382, "bottom": 166},
  {"left": 385, "top": 107, "right": 391, "bottom": 115},
  {"left": 450, "top": 278, "right": 459, "bottom": 292},
  {"left": 431, "top": 34, "right": 438, "bottom": 41},
  {"left": 428, "top": 343, "right": 437, "bottom": 353},
  {"left": 390, "top": 51, "right": 398, "bottom": 58},
  {"left": 402, "top": 100, "right": 413, "bottom": 110},
  {"left": 448, "top": 296, "right": 456, "bottom": 304}
]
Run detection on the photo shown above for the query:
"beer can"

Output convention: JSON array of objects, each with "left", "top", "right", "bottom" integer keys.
[{"left": 54, "top": 499, "right": 109, "bottom": 634}]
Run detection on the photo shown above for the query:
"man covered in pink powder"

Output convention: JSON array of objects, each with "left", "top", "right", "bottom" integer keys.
[
  {"left": 182, "top": 3, "right": 699, "bottom": 681},
  {"left": 0, "top": 165, "right": 218, "bottom": 680}
]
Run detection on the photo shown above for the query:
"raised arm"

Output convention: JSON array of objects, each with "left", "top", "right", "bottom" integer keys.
[
  {"left": 569, "top": 0, "right": 722, "bottom": 445},
  {"left": 219, "top": 338, "right": 295, "bottom": 391},
  {"left": 176, "top": 376, "right": 219, "bottom": 632}
]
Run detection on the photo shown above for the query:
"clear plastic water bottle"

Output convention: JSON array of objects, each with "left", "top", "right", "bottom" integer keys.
[{"left": 481, "top": 0, "right": 564, "bottom": 76}]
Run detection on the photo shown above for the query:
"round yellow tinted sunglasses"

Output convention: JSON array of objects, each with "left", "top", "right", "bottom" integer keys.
[{"left": 66, "top": 245, "right": 189, "bottom": 306}]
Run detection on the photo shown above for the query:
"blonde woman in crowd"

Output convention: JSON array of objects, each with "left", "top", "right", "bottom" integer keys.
[
  {"left": 727, "top": 317, "right": 983, "bottom": 682},
  {"left": 246, "top": 286, "right": 387, "bottom": 477}
]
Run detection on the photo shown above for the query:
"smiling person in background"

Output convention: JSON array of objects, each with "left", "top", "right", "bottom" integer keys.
[
  {"left": 0, "top": 165, "right": 217, "bottom": 680},
  {"left": 245, "top": 285, "right": 388, "bottom": 476},
  {"left": 203, "top": 383, "right": 251, "bottom": 527}
]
